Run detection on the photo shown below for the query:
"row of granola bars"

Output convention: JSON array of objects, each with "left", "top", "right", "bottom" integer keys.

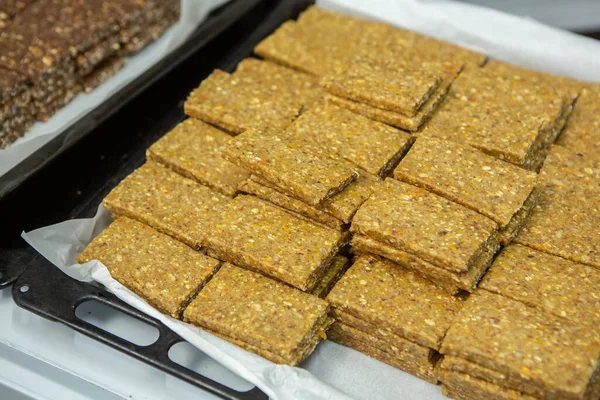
[
  {"left": 0, "top": 0, "right": 180, "bottom": 148},
  {"left": 77, "top": 6, "right": 600, "bottom": 399}
]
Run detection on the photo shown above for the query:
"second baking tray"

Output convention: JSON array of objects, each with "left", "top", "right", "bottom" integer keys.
[
  {"left": 0, "top": 0, "right": 262, "bottom": 201},
  {"left": 3, "top": 0, "right": 312, "bottom": 398}
]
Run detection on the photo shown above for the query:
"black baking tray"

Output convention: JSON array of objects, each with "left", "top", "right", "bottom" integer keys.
[
  {"left": 0, "top": 0, "right": 263, "bottom": 201},
  {"left": 1, "top": 0, "right": 313, "bottom": 398}
]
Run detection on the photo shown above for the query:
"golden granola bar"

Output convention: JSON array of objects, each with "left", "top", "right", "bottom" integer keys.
[
  {"left": 280, "top": 103, "right": 413, "bottom": 176},
  {"left": 350, "top": 235, "right": 499, "bottom": 294},
  {"left": 420, "top": 65, "right": 569, "bottom": 168},
  {"left": 234, "top": 58, "right": 322, "bottom": 108},
  {"left": 78, "top": 218, "right": 220, "bottom": 318},
  {"left": 238, "top": 177, "right": 344, "bottom": 230},
  {"left": 440, "top": 370, "right": 539, "bottom": 400},
  {"left": 311, "top": 255, "right": 349, "bottom": 298},
  {"left": 556, "top": 87, "right": 600, "bottom": 161},
  {"left": 184, "top": 69, "right": 301, "bottom": 135},
  {"left": 327, "top": 255, "right": 464, "bottom": 349},
  {"left": 256, "top": 19, "right": 324, "bottom": 72},
  {"left": 440, "top": 356, "right": 508, "bottom": 385},
  {"left": 205, "top": 325, "right": 326, "bottom": 366},
  {"left": 249, "top": 171, "right": 379, "bottom": 224},
  {"left": 328, "top": 322, "right": 438, "bottom": 383},
  {"left": 440, "top": 355, "right": 600, "bottom": 400},
  {"left": 394, "top": 137, "right": 537, "bottom": 228},
  {"left": 331, "top": 309, "right": 441, "bottom": 359},
  {"left": 515, "top": 147, "right": 600, "bottom": 268},
  {"left": 320, "top": 59, "right": 442, "bottom": 116},
  {"left": 324, "top": 70, "right": 452, "bottom": 132},
  {"left": 203, "top": 195, "right": 346, "bottom": 291},
  {"left": 441, "top": 291, "right": 600, "bottom": 400},
  {"left": 480, "top": 244, "right": 600, "bottom": 325},
  {"left": 351, "top": 179, "right": 498, "bottom": 273},
  {"left": 484, "top": 60, "right": 584, "bottom": 100},
  {"left": 224, "top": 130, "right": 358, "bottom": 206},
  {"left": 103, "top": 162, "right": 231, "bottom": 249},
  {"left": 147, "top": 118, "right": 249, "bottom": 197},
  {"left": 183, "top": 264, "right": 330, "bottom": 365}
]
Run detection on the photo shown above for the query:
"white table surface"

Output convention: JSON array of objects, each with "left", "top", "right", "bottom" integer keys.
[{"left": 0, "top": 287, "right": 252, "bottom": 400}]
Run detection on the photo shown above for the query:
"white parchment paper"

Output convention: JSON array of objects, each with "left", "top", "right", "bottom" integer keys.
[
  {"left": 0, "top": 0, "right": 229, "bottom": 178},
  {"left": 21, "top": 0, "right": 600, "bottom": 399}
]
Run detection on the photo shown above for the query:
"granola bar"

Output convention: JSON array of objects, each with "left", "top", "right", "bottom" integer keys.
[
  {"left": 280, "top": 103, "right": 413, "bottom": 176},
  {"left": 350, "top": 234, "right": 499, "bottom": 294},
  {"left": 556, "top": 87, "right": 600, "bottom": 161},
  {"left": 320, "top": 59, "right": 442, "bottom": 116},
  {"left": 327, "top": 255, "right": 464, "bottom": 349},
  {"left": 328, "top": 322, "right": 439, "bottom": 383},
  {"left": 147, "top": 118, "right": 250, "bottom": 197},
  {"left": 394, "top": 137, "right": 537, "bottom": 228},
  {"left": 203, "top": 195, "right": 346, "bottom": 291},
  {"left": 238, "top": 177, "right": 344, "bottom": 230},
  {"left": 77, "top": 217, "right": 221, "bottom": 318},
  {"left": 248, "top": 170, "right": 379, "bottom": 224},
  {"left": 440, "top": 369, "right": 539, "bottom": 400},
  {"left": 103, "top": 161, "right": 231, "bottom": 249},
  {"left": 234, "top": 58, "right": 322, "bottom": 108},
  {"left": 324, "top": 82, "right": 448, "bottom": 132},
  {"left": 419, "top": 65, "right": 570, "bottom": 168},
  {"left": 35, "top": 84, "right": 82, "bottom": 122},
  {"left": 485, "top": 60, "right": 584, "bottom": 100},
  {"left": 224, "top": 130, "right": 358, "bottom": 206},
  {"left": 351, "top": 179, "right": 499, "bottom": 273},
  {"left": 77, "top": 34, "right": 121, "bottom": 77},
  {"left": 515, "top": 147, "right": 600, "bottom": 268},
  {"left": 183, "top": 263, "right": 330, "bottom": 365},
  {"left": 441, "top": 290, "right": 600, "bottom": 400},
  {"left": 80, "top": 56, "right": 124, "bottom": 93},
  {"left": 481, "top": 244, "right": 600, "bottom": 325},
  {"left": 184, "top": 69, "right": 303, "bottom": 135}
]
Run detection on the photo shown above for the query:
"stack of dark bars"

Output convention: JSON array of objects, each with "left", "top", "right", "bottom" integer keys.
[{"left": 0, "top": 0, "right": 180, "bottom": 149}]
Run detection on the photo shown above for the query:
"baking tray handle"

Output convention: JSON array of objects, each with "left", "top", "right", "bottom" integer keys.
[{"left": 12, "top": 257, "right": 268, "bottom": 400}]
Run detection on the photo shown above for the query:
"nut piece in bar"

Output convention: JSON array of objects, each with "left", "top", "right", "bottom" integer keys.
[
  {"left": 420, "top": 65, "right": 570, "bottom": 169},
  {"left": 147, "top": 118, "right": 250, "bottom": 197},
  {"left": 480, "top": 244, "right": 600, "bottom": 327},
  {"left": 394, "top": 137, "right": 537, "bottom": 234},
  {"left": 77, "top": 217, "right": 221, "bottom": 318},
  {"left": 224, "top": 130, "right": 358, "bottom": 206},
  {"left": 183, "top": 263, "right": 331, "bottom": 365},
  {"left": 351, "top": 179, "right": 499, "bottom": 274},
  {"left": 327, "top": 255, "right": 464, "bottom": 350},
  {"left": 184, "top": 68, "right": 303, "bottom": 135},
  {"left": 103, "top": 161, "right": 231, "bottom": 249},
  {"left": 556, "top": 87, "right": 600, "bottom": 162},
  {"left": 280, "top": 103, "right": 413, "bottom": 177},
  {"left": 204, "top": 195, "right": 347, "bottom": 292},
  {"left": 441, "top": 290, "right": 600, "bottom": 400},
  {"left": 515, "top": 146, "right": 600, "bottom": 268}
]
